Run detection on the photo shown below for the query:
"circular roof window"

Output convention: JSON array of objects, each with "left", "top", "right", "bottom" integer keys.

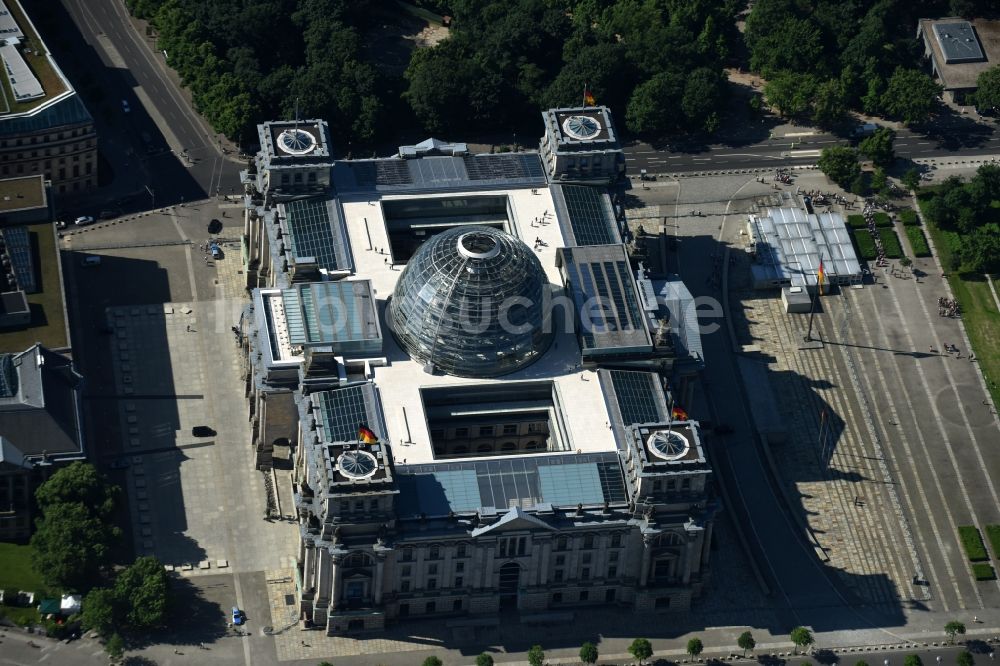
[
  {"left": 562, "top": 115, "right": 601, "bottom": 140},
  {"left": 337, "top": 450, "right": 379, "bottom": 480},
  {"left": 277, "top": 128, "right": 317, "bottom": 155},
  {"left": 647, "top": 429, "right": 690, "bottom": 461}
]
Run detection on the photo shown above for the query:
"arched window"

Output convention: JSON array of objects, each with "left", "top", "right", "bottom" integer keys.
[
  {"left": 501, "top": 441, "right": 517, "bottom": 451},
  {"left": 525, "top": 440, "right": 539, "bottom": 450},
  {"left": 343, "top": 551, "right": 374, "bottom": 569},
  {"left": 477, "top": 444, "right": 492, "bottom": 453}
]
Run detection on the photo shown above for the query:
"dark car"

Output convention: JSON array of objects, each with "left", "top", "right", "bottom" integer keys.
[{"left": 192, "top": 426, "right": 216, "bottom": 437}]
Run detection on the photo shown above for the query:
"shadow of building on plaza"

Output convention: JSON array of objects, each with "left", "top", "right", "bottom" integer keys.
[
  {"left": 126, "top": 577, "right": 229, "bottom": 651},
  {"left": 32, "top": 1, "right": 207, "bottom": 210},
  {"left": 64, "top": 250, "right": 207, "bottom": 567}
]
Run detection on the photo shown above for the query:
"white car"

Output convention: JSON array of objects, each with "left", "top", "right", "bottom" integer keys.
[
  {"left": 121, "top": 100, "right": 130, "bottom": 113},
  {"left": 74, "top": 216, "right": 95, "bottom": 226}
]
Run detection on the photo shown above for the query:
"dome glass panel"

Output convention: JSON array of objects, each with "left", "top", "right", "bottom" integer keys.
[{"left": 388, "top": 226, "right": 552, "bottom": 377}]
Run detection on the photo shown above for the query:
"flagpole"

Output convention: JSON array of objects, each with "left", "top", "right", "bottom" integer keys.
[
  {"left": 804, "top": 253, "right": 823, "bottom": 342},
  {"left": 582, "top": 83, "right": 587, "bottom": 107}
]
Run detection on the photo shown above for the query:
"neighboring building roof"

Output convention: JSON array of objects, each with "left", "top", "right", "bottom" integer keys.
[
  {"left": 258, "top": 119, "right": 332, "bottom": 165},
  {"left": 747, "top": 207, "right": 862, "bottom": 289},
  {"left": 2, "top": 225, "right": 37, "bottom": 292},
  {"left": 0, "top": 174, "right": 46, "bottom": 213},
  {"left": 551, "top": 184, "right": 622, "bottom": 246},
  {"left": 394, "top": 451, "right": 628, "bottom": 517},
  {"left": 1, "top": 41, "right": 43, "bottom": 101},
  {"left": 0, "top": 344, "right": 84, "bottom": 459},
  {"left": 0, "top": 92, "right": 91, "bottom": 136},
  {"left": 331, "top": 152, "right": 547, "bottom": 196},
  {"left": 557, "top": 244, "right": 652, "bottom": 356},
  {"left": 919, "top": 18, "right": 1000, "bottom": 91},
  {"left": 646, "top": 275, "right": 704, "bottom": 367},
  {"left": 543, "top": 106, "right": 620, "bottom": 151},
  {"left": 0, "top": 1, "right": 23, "bottom": 40},
  {"left": 0, "top": 0, "right": 74, "bottom": 117}
]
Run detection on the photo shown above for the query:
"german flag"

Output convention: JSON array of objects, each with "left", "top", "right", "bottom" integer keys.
[
  {"left": 817, "top": 257, "right": 825, "bottom": 294},
  {"left": 671, "top": 406, "right": 689, "bottom": 421},
  {"left": 358, "top": 425, "right": 378, "bottom": 445},
  {"left": 584, "top": 85, "right": 596, "bottom": 106}
]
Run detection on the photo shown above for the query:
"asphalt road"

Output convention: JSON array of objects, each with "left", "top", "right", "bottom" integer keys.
[
  {"left": 56, "top": 0, "right": 242, "bottom": 205},
  {"left": 624, "top": 116, "right": 1000, "bottom": 175}
]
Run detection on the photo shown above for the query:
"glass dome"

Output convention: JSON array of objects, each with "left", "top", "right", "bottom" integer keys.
[{"left": 388, "top": 226, "right": 552, "bottom": 377}]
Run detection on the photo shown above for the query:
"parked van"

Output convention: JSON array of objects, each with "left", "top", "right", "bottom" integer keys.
[{"left": 853, "top": 122, "right": 879, "bottom": 137}]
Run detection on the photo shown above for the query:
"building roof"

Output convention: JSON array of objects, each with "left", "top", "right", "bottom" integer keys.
[
  {"left": 919, "top": 18, "right": 1000, "bottom": 91},
  {"left": 283, "top": 280, "right": 381, "bottom": 348},
  {"left": 557, "top": 244, "right": 652, "bottom": 356},
  {"left": 312, "top": 383, "right": 387, "bottom": 445},
  {"left": 0, "top": 175, "right": 46, "bottom": 213},
  {"left": 0, "top": 435, "right": 27, "bottom": 467},
  {"left": 0, "top": 92, "right": 91, "bottom": 136},
  {"left": 646, "top": 275, "right": 704, "bottom": 366},
  {"left": 0, "top": 0, "right": 74, "bottom": 117},
  {"left": 395, "top": 451, "right": 628, "bottom": 517},
  {"left": 2, "top": 225, "right": 37, "bottom": 292},
  {"left": 258, "top": 120, "right": 332, "bottom": 164},
  {"left": 0, "top": 344, "right": 84, "bottom": 459},
  {"left": 551, "top": 184, "right": 622, "bottom": 246},
  {"left": 277, "top": 197, "right": 353, "bottom": 277},
  {"left": 543, "top": 107, "right": 620, "bottom": 151},
  {"left": 331, "top": 152, "right": 547, "bottom": 196},
  {"left": 748, "top": 207, "right": 862, "bottom": 289}
]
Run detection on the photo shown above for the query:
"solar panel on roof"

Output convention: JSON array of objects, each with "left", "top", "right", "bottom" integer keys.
[
  {"left": 284, "top": 199, "right": 342, "bottom": 272},
  {"left": 561, "top": 185, "right": 617, "bottom": 246},
  {"left": 395, "top": 452, "right": 627, "bottom": 516},
  {"left": 464, "top": 154, "right": 545, "bottom": 181},
  {"left": 375, "top": 160, "right": 412, "bottom": 185},
  {"left": 609, "top": 370, "right": 665, "bottom": 426},
  {"left": 2, "top": 226, "right": 35, "bottom": 293},
  {"left": 316, "top": 385, "right": 377, "bottom": 443}
]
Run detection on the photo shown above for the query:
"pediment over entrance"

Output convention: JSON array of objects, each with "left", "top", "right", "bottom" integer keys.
[{"left": 470, "top": 506, "right": 556, "bottom": 537}]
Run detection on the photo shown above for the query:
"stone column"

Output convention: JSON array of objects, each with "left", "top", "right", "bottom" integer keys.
[
  {"left": 700, "top": 520, "right": 714, "bottom": 567},
  {"left": 302, "top": 542, "right": 316, "bottom": 593},
  {"left": 639, "top": 534, "right": 654, "bottom": 587},
  {"left": 331, "top": 554, "right": 344, "bottom": 610},
  {"left": 538, "top": 539, "right": 551, "bottom": 586},
  {"left": 681, "top": 537, "right": 695, "bottom": 584},
  {"left": 528, "top": 541, "right": 542, "bottom": 586},
  {"left": 316, "top": 548, "right": 332, "bottom": 603},
  {"left": 373, "top": 553, "right": 386, "bottom": 606}
]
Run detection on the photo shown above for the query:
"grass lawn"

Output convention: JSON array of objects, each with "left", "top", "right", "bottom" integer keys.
[
  {"left": 918, "top": 192, "right": 1000, "bottom": 408},
  {"left": 905, "top": 226, "right": 931, "bottom": 257},
  {"left": 0, "top": 542, "right": 43, "bottom": 593},
  {"left": 847, "top": 214, "right": 867, "bottom": 229},
  {"left": 878, "top": 228, "right": 903, "bottom": 258},
  {"left": 973, "top": 562, "right": 997, "bottom": 581},
  {"left": 873, "top": 211, "right": 893, "bottom": 228},
  {"left": 0, "top": 223, "right": 67, "bottom": 352},
  {"left": 851, "top": 229, "right": 877, "bottom": 260},
  {"left": 959, "top": 525, "right": 990, "bottom": 561}
]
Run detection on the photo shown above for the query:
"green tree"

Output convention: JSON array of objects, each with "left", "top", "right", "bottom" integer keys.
[
  {"left": 580, "top": 641, "right": 599, "bottom": 664},
  {"left": 763, "top": 71, "right": 817, "bottom": 118},
  {"left": 738, "top": 631, "right": 756, "bottom": 656},
  {"left": 856, "top": 661, "right": 870, "bottom": 666},
  {"left": 629, "top": 638, "right": 654, "bottom": 665},
  {"left": 749, "top": 17, "right": 826, "bottom": 77},
  {"left": 859, "top": 128, "right": 896, "bottom": 167},
  {"left": 527, "top": 644, "right": 545, "bottom": 666},
  {"left": 904, "top": 656, "right": 923, "bottom": 666},
  {"left": 812, "top": 78, "right": 849, "bottom": 128},
  {"left": 476, "top": 654, "right": 494, "bottom": 666},
  {"left": 422, "top": 657, "right": 443, "bottom": 666},
  {"left": 81, "top": 588, "right": 118, "bottom": 638},
  {"left": 881, "top": 68, "right": 942, "bottom": 124},
  {"left": 687, "top": 637, "right": 704, "bottom": 658},
  {"left": 106, "top": 632, "right": 125, "bottom": 659},
  {"left": 976, "top": 65, "right": 1000, "bottom": 112},
  {"left": 319, "top": 662, "right": 335, "bottom": 666},
  {"left": 625, "top": 72, "right": 683, "bottom": 137},
  {"left": 790, "top": 627, "right": 814, "bottom": 654},
  {"left": 957, "top": 651, "right": 975, "bottom": 666},
  {"left": 902, "top": 168, "right": 921, "bottom": 191},
  {"left": 35, "top": 462, "right": 119, "bottom": 520},
  {"left": 681, "top": 67, "right": 726, "bottom": 133},
  {"left": 818, "top": 146, "right": 861, "bottom": 188},
  {"left": 960, "top": 223, "right": 1000, "bottom": 272},
  {"left": 871, "top": 167, "right": 888, "bottom": 194},
  {"left": 114, "top": 556, "right": 171, "bottom": 629},
  {"left": 31, "top": 502, "right": 119, "bottom": 591},
  {"left": 945, "top": 620, "right": 967, "bottom": 643}
]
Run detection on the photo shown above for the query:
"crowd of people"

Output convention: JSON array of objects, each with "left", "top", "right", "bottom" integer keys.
[
  {"left": 938, "top": 296, "right": 961, "bottom": 318},
  {"left": 861, "top": 200, "right": 889, "bottom": 268}
]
